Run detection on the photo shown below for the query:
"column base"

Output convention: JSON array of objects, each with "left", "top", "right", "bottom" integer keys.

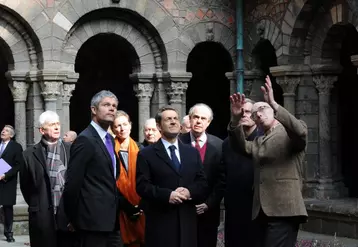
[{"left": 314, "top": 180, "right": 348, "bottom": 199}]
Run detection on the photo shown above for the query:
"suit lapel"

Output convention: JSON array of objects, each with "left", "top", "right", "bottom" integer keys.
[
  {"left": 33, "top": 143, "right": 48, "bottom": 177},
  {"left": 154, "top": 140, "right": 180, "bottom": 175},
  {"left": 88, "top": 125, "right": 114, "bottom": 177},
  {"left": 260, "top": 124, "right": 283, "bottom": 145}
]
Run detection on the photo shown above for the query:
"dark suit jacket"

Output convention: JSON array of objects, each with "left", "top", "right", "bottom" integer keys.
[
  {"left": 21, "top": 141, "right": 71, "bottom": 247},
  {"left": 228, "top": 106, "right": 308, "bottom": 220},
  {"left": 0, "top": 140, "right": 23, "bottom": 206},
  {"left": 63, "top": 124, "right": 120, "bottom": 232},
  {"left": 179, "top": 132, "right": 224, "bottom": 226},
  {"left": 136, "top": 139, "right": 208, "bottom": 247}
]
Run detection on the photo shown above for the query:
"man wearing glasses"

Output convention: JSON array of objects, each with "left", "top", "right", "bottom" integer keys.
[{"left": 228, "top": 75, "right": 308, "bottom": 247}]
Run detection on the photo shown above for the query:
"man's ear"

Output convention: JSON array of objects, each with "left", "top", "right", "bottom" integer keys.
[{"left": 90, "top": 106, "right": 96, "bottom": 116}]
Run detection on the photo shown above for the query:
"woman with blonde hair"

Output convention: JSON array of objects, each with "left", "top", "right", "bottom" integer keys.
[{"left": 111, "top": 110, "right": 144, "bottom": 247}]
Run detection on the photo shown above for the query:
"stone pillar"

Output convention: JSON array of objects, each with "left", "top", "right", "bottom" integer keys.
[
  {"left": 166, "top": 72, "right": 191, "bottom": 117},
  {"left": 131, "top": 73, "right": 155, "bottom": 142},
  {"left": 62, "top": 84, "right": 76, "bottom": 133},
  {"left": 270, "top": 65, "right": 311, "bottom": 114},
  {"left": 312, "top": 64, "right": 343, "bottom": 199},
  {"left": 351, "top": 55, "right": 358, "bottom": 73},
  {"left": 225, "top": 72, "right": 236, "bottom": 95},
  {"left": 244, "top": 69, "right": 264, "bottom": 101},
  {"left": 5, "top": 71, "right": 29, "bottom": 149},
  {"left": 39, "top": 70, "right": 67, "bottom": 112}
]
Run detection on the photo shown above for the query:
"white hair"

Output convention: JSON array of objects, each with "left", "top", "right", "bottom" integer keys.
[
  {"left": 181, "top": 115, "right": 189, "bottom": 124},
  {"left": 188, "top": 103, "right": 214, "bottom": 121},
  {"left": 144, "top": 118, "right": 156, "bottom": 128},
  {"left": 38, "top": 111, "right": 60, "bottom": 128}
]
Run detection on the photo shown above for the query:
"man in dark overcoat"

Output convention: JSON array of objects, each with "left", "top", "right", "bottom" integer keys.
[
  {"left": 179, "top": 103, "right": 224, "bottom": 247},
  {"left": 0, "top": 125, "right": 23, "bottom": 242},
  {"left": 222, "top": 98, "right": 263, "bottom": 247},
  {"left": 21, "top": 111, "right": 73, "bottom": 247},
  {"left": 136, "top": 106, "right": 208, "bottom": 247}
]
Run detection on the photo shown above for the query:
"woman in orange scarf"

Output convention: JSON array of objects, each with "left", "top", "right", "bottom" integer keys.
[{"left": 111, "top": 111, "right": 145, "bottom": 247}]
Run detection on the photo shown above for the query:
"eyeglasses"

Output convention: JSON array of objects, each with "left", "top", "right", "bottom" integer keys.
[{"left": 251, "top": 105, "right": 271, "bottom": 121}]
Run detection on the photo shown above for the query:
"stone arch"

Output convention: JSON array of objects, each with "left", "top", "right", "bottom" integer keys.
[
  {"left": 178, "top": 22, "right": 235, "bottom": 71},
  {"left": 244, "top": 19, "right": 282, "bottom": 68},
  {"left": 0, "top": 4, "right": 43, "bottom": 70},
  {"left": 308, "top": 1, "right": 356, "bottom": 64},
  {"left": 287, "top": 0, "right": 355, "bottom": 64},
  {"left": 60, "top": 7, "right": 167, "bottom": 73}
]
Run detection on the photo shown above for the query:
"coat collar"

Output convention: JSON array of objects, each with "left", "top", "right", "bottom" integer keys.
[
  {"left": 87, "top": 124, "right": 115, "bottom": 179},
  {"left": 154, "top": 139, "right": 181, "bottom": 175}
]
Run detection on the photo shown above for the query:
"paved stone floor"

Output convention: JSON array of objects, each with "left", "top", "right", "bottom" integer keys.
[{"left": 0, "top": 231, "right": 357, "bottom": 247}]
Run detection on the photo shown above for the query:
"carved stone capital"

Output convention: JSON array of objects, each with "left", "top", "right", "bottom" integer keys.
[
  {"left": 9, "top": 81, "right": 29, "bottom": 102},
  {"left": 244, "top": 80, "right": 253, "bottom": 96},
  {"left": 276, "top": 76, "right": 300, "bottom": 94},
  {"left": 134, "top": 83, "right": 155, "bottom": 101},
  {"left": 63, "top": 84, "right": 76, "bottom": 102},
  {"left": 41, "top": 81, "right": 62, "bottom": 100},
  {"left": 166, "top": 82, "right": 188, "bottom": 103},
  {"left": 313, "top": 75, "right": 336, "bottom": 95}
]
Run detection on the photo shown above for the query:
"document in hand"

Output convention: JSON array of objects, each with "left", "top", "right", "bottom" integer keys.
[{"left": 0, "top": 159, "right": 11, "bottom": 174}]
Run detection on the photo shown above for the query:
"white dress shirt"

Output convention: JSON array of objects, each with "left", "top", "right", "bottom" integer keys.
[
  {"left": 0, "top": 140, "right": 10, "bottom": 156},
  {"left": 91, "top": 121, "right": 116, "bottom": 176},
  {"left": 190, "top": 132, "right": 207, "bottom": 148},
  {"left": 161, "top": 138, "right": 181, "bottom": 163}
]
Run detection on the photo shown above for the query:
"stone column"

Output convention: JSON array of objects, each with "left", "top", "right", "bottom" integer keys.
[
  {"left": 312, "top": 64, "right": 343, "bottom": 199},
  {"left": 351, "top": 55, "right": 358, "bottom": 73},
  {"left": 62, "top": 84, "right": 76, "bottom": 133},
  {"left": 5, "top": 71, "right": 29, "bottom": 149},
  {"left": 39, "top": 70, "right": 67, "bottom": 112},
  {"left": 270, "top": 65, "right": 310, "bottom": 114},
  {"left": 131, "top": 73, "right": 155, "bottom": 142},
  {"left": 225, "top": 72, "right": 236, "bottom": 95},
  {"left": 244, "top": 69, "right": 264, "bottom": 101},
  {"left": 166, "top": 72, "right": 191, "bottom": 117}
]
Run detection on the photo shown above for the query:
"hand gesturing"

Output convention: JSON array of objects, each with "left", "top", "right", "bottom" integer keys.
[
  {"left": 261, "top": 75, "right": 276, "bottom": 105},
  {"left": 229, "top": 93, "right": 246, "bottom": 119}
]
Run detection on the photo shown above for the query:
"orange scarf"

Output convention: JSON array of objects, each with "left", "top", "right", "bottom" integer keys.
[{"left": 115, "top": 137, "right": 145, "bottom": 246}]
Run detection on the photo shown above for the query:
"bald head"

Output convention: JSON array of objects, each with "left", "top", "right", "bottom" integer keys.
[
  {"left": 63, "top": 130, "right": 77, "bottom": 143},
  {"left": 181, "top": 115, "right": 191, "bottom": 134},
  {"left": 143, "top": 118, "right": 161, "bottom": 144},
  {"left": 251, "top": 102, "right": 275, "bottom": 130}
]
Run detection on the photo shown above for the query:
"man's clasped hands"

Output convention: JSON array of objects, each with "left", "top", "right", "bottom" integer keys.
[{"left": 170, "top": 187, "right": 208, "bottom": 215}]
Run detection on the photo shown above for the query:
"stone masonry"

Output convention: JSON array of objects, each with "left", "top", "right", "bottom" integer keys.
[{"left": 0, "top": 0, "right": 358, "bottom": 237}]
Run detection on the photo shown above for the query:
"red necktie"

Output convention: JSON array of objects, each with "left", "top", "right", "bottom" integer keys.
[{"left": 194, "top": 138, "right": 200, "bottom": 151}]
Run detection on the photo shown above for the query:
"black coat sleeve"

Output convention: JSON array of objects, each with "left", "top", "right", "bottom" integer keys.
[
  {"left": 63, "top": 136, "right": 93, "bottom": 222},
  {"left": 4, "top": 143, "right": 23, "bottom": 181}
]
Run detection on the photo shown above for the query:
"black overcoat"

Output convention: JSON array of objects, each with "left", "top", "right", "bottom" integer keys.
[
  {"left": 0, "top": 140, "right": 23, "bottom": 205},
  {"left": 136, "top": 140, "right": 208, "bottom": 247},
  {"left": 20, "top": 141, "right": 71, "bottom": 247}
]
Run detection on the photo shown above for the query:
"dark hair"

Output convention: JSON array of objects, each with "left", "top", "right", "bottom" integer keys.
[{"left": 155, "top": 106, "right": 179, "bottom": 124}]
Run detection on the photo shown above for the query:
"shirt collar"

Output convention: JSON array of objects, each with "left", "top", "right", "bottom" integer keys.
[
  {"left": 190, "top": 131, "right": 207, "bottom": 143},
  {"left": 91, "top": 120, "right": 108, "bottom": 141},
  {"left": 161, "top": 138, "right": 179, "bottom": 151}
]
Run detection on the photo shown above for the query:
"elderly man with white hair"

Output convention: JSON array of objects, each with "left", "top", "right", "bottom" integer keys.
[
  {"left": 141, "top": 118, "right": 161, "bottom": 147},
  {"left": 21, "top": 111, "right": 73, "bottom": 247}
]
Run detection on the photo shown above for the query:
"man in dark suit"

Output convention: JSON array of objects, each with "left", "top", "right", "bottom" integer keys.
[
  {"left": 179, "top": 103, "right": 224, "bottom": 247},
  {"left": 228, "top": 76, "right": 307, "bottom": 247},
  {"left": 136, "top": 106, "right": 208, "bottom": 247},
  {"left": 63, "top": 90, "right": 122, "bottom": 247},
  {"left": 0, "top": 125, "right": 23, "bottom": 242},
  {"left": 222, "top": 98, "right": 263, "bottom": 247},
  {"left": 21, "top": 111, "right": 73, "bottom": 247}
]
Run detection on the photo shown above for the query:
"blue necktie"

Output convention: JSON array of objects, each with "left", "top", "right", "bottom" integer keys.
[
  {"left": 169, "top": 145, "right": 181, "bottom": 171},
  {"left": 105, "top": 134, "right": 116, "bottom": 178}
]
